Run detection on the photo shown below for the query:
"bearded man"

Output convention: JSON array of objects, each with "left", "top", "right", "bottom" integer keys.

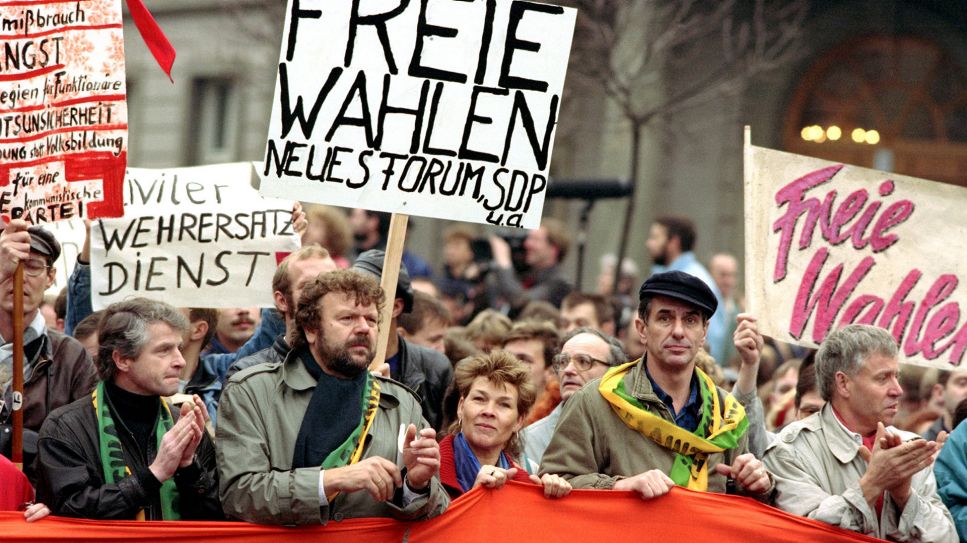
[{"left": 217, "top": 270, "right": 448, "bottom": 525}]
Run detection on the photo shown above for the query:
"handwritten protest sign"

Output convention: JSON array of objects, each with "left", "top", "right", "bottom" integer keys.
[
  {"left": 42, "top": 218, "right": 85, "bottom": 295},
  {"left": 258, "top": 0, "right": 575, "bottom": 229},
  {"left": 0, "top": 0, "right": 127, "bottom": 224},
  {"left": 91, "top": 163, "right": 300, "bottom": 309},
  {"left": 745, "top": 139, "right": 967, "bottom": 370}
]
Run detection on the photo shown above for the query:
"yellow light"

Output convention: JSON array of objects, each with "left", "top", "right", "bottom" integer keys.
[
  {"left": 851, "top": 128, "right": 866, "bottom": 143},
  {"left": 801, "top": 127, "right": 812, "bottom": 141},
  {"left": 827, "top": 126, "right": 842, "bottom": 141},
  {"left": 809, "top": 125, "right": 824, "bottom": 141},
  {"left": 865, "top": 130, "right": 880, "bottom": 145},
  {"left": 815, "top": 132, "right": 827, "bottom": 143}
]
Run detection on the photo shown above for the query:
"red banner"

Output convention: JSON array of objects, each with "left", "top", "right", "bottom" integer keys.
[{"left": 5, "top": 482, "right": 880, "bottom": 543}]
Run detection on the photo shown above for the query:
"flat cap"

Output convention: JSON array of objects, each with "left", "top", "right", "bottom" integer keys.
[
  {"left": 27, "top": 226, "right": 61, "bottom": 262},
  {"left": 638, "top": 270, "right": 717, "bottom": 318},
  {"left": 351, "top": 249, "right": 414, "bottom": 313}
]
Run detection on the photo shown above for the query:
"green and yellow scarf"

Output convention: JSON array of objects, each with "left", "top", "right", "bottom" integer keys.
[
  {"left": 92, "top": 381, "right": 180, "bottom": 520},
  {"left": 598, "top": 361, "right": 748, "bottom": 491}
]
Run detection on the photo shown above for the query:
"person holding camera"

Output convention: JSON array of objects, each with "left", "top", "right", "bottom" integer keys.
[{"left": 486, "top": 219, "right": 573, "bottom": 315}]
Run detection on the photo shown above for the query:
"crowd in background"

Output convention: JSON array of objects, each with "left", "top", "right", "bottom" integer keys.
[{"left": 2, "top": 204, "right": 966, "bottom": 542}]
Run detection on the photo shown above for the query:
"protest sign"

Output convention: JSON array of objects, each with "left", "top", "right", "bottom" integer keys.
[
  {"left": 745, "top": 134, "right": 967, "bottom": 370},
  {"left": 91, "top": 163, "right": 300, "bottom": 309},
  {"left": 43, "top": 218, "right": 86, "bottom": 295},
  {"left": 0, "top": 0, "right": 127, "bottom": 224},
  {"left": 258, "top": 0, "right": 576, "bottom": 229}
]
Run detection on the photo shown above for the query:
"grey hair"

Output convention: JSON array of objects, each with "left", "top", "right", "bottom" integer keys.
[
  {"left": 96, "top": 298, "right": 188, "bottom": 381},
  {"left": 816, "top": 324, "right": 898, "bottom": 401},
  {"left": 561, "top": 326, "right": 627, "bottom": 366}
]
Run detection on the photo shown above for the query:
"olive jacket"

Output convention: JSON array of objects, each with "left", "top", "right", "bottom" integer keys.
[
  {"left": 216, "top": 351, "right": 448, "bottom": 525},
  {"left": 539, "top": 357, "right": 760, "bottom": 497}
]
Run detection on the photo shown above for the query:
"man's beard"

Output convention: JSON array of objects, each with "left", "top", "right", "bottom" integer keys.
[
  {"left": 319, "top": 335, "right": 373, "bottom": 378},
  {"left": 651, "top": 244, "right": 670, "bottom": 266}
]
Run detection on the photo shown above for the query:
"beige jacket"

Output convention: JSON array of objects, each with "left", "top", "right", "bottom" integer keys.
[
  {"left": 216, "top": 351, "right": 448, "bottom": 525},
  {"left": 539, "top": 358, "right": 754, "bottom": 495},
  {"left": 763, "top": 404, "right": 956, "bottom": 542}
]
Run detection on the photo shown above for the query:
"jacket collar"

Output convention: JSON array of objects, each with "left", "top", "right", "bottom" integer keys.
[
  {"left": 819, "top": 403, "right": 864, "bottom": 464},
  {"left": 626, "top": 356, "right": 693, "bottom": 419},
  {"left": 281, "top": 347, "right": 403, "bottom": 410},
  {"left": 281, "top": 347, "right": 319, "bottom": 392}
]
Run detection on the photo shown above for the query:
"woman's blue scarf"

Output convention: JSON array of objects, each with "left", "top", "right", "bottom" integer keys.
[{"left": 453, "top": 431, "right": 510, "bottom": 492}]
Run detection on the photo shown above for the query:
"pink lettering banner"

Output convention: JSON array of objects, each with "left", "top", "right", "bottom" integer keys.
[{"left": 744, "top": 130, "right": 967, "bottom": 370}]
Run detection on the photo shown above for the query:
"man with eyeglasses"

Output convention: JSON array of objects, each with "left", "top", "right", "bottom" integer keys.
[
  {"left": 523, "top": 327, "right": 625, "bottom": 465},
  {"left": 540, "top": 271, "right": 774, "bottom": 502},
  {"left": 0, "top": 219, "right": 95, "bottom": 464}
]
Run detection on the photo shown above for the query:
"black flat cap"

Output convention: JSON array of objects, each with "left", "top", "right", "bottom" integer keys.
[
  {"left": 638, "top": 270, "right": 717, "bottom": 318},
  {"left": 27, "top": 226, "right": 61, "bottom": 263},
  {"left": 351, "top": 249, "right": 414, "bottom": 313}
]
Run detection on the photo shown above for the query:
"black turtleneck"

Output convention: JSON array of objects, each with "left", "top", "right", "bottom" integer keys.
[{"left": 105, "top": 380, "right": 160, "bottom": 451}]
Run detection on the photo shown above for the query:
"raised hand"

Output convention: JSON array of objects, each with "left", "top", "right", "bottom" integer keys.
[{"left": 402, "top": 424, "right": 439, "bottom": 491}]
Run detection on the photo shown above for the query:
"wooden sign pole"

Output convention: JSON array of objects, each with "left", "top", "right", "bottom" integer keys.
[
  {"left": 11, "top": 262, "right": 24, "bottom": 470},
  {"left": 370, "top": 213, "right": 409, "bottom": 370}
]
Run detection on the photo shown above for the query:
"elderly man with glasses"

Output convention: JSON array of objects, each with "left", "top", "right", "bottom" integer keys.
[
  {"left": 522, "top": 327, "right": 624, "bottom": 464},
  {"left": 540, "top": 271, "right": 774, "bottom": 502},
  {"left": 0, "top": 219, "right": 96, "bottom": 466}
]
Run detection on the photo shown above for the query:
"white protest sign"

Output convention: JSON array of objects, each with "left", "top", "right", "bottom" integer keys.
[
  {"left": 91, "top": 163, "right": 300, "bottom": 309},
  {"left": 745, "top": 139, "right": 967, "bottom": 370},
  {"left": 43, "top": 218, "right": 86, "bottom": 296},
  {"left": 258, "top": 0, "right": 576, "bottom": 229}
]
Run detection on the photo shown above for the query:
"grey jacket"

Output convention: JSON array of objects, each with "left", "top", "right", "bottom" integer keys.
[
  {"left": 763, "top": 404, "right": 956, "bottom": 542},
  {"left": 216, "top": 350, "right": 448, "bottom": 525}
]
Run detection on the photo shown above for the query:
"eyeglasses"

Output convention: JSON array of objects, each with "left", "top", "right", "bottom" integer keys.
[
  {"left": 23, "top": 260, "right": 50, "bottom": 277},
  {"left": 552, "top": 352, "right": 611, "bottom": 373}
]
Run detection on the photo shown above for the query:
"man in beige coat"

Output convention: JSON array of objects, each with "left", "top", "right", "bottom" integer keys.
[
  {"left": 217, "top": 270, "right": 448, "bottom": 525},
  {"left": 763, "top": 324, "right": 955, "bottom": 542},
  {"left": 540, "top": 271, "right": 773, "bottom": 500}
]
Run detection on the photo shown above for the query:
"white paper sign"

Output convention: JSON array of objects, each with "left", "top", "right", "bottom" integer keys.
[
  {"left": 43, "top": 218, "right": 86, "bottom": 296},
  {"left": 91, "top": 163, "right": 300, "bottom": 309},
  {"left": 258, "top": 0, "right": 576, "bottom": 229}
]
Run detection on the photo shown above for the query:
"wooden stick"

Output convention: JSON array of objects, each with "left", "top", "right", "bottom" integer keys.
[
  {"left": 370, "top": 213, "right": 409, "bottom": 370},
  {"left": 11, "top": 261, "right": 24, "bottom": 470}
]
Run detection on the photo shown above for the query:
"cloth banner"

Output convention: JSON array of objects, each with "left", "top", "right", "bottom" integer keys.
[
  {"left": 0, "top": 0, "right": 128, "bottom": 224},
  {"left": 745, "top": 139, "right": 967, "bottom": 370},
  {"left": 4, "top": 483, "right": 877, "bottom": 543},
  {"left": 90, "top": 163, "right": 300, "bottom": 309},
  {"left": 258, "top": 0, "right": 576, "bottom": 229}
]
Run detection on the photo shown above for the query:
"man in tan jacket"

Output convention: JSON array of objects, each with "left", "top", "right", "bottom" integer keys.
[
  {"left": 763, "top": 324, "right": 955, "bottom": 542},
  {"left": 540, "top": 271, "right": 773, "bottom": 500}
]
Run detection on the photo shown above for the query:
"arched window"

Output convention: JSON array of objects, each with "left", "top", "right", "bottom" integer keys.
[{"left": 784, "top": 36, "right": 967, "bottom": 186}]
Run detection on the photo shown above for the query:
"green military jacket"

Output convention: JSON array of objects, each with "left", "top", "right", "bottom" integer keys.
[
  {"left": 539, "top": 357, "right": 750, "bottom": 494},
  {"left": 216, "top": 351, "right": 448, "bottom": 525}
]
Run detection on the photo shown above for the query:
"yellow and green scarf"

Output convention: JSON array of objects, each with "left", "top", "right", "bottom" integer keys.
[
  {"left": 92, "top": 381, "right": 180, "bottom": 520},
  {"left": 598, "top": 361, "right": 748, "bottom": 491}
]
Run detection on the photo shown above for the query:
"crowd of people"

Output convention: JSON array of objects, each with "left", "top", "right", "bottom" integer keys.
[{"left": 2, "top": 205, "right": 966, "bottom": 542}]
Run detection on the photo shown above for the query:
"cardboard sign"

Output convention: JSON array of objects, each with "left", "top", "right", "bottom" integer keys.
[
  {"left": 745, "top": 141, "right": 967, "bottom": 370},
  {"left": 258, "top": 0, "right": 576, "bottom": 229},
  {"left": 0, "top": 0, "right": 127, "bottom": 224},
  {"left": 91, "top": 163, "right": 300, "bottom": 309}
]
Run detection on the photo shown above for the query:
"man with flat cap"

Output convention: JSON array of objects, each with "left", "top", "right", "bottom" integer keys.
[
  {"left": 352, "top": 250, "right": 452, "bottom": 431},
  {"left": 540, "top": 270, "right": 774, "bottom": 501},
  {"left": 0, "top": 219, "right": 95, "bottom": 463}
]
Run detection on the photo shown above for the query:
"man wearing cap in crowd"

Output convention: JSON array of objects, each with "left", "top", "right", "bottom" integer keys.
[
  {"left": 0, "top": 219, "right": 95, "bottom": 463},
  {"left": 352, "top": 250, "right": 452, "bottom": 431},
  {"left": 540, "top": 271, "right": 774, "bottom": 501}
]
